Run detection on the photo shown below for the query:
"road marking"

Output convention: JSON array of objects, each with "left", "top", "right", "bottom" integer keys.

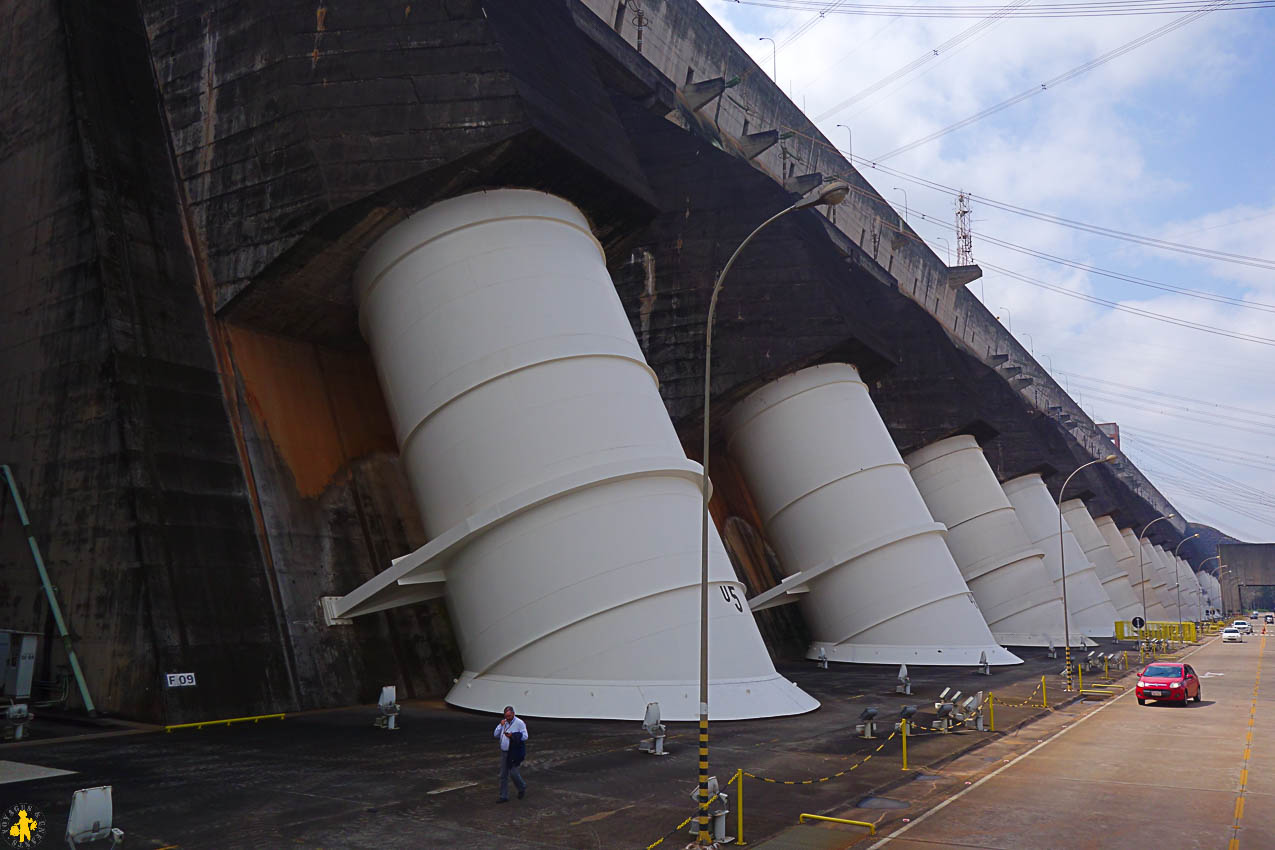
[
  {"left": 866, "top": 637, "right": 1216, "bottom": 848},
  {"left": 1230, "top": 634, "right": 1265, "bottom": 848}
]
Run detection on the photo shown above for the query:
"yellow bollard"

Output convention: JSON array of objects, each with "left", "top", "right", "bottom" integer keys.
[
  {"left": 1078, "top": 663, "right": 1083, "bottom": 693},
  {"left": 988, "top": 693, "right": 995, "bottom": 733},
  {"left": 901, "top": 718, "right": 908, "bottom": 771},
  {"left": 735, "top": 768, "right": 744, "bottom": 845},
  {"left": 1042, "top": 675, "right": 1047, "bottom": 708}
]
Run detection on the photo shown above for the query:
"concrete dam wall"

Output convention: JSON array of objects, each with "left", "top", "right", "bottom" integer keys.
[{"left": 1, "top": 0, "right": 1207, "bottom": 722}]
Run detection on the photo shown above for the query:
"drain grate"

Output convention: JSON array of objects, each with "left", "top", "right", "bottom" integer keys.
[
  {"left": 911, "top": 773, "right": 943, "bottom": 781},
  {"left": 855, "top": 796, "right": 910, "bottom": 810}
]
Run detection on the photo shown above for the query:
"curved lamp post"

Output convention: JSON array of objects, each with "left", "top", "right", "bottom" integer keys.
[
  {"left": 696, "top": 180, "right": 849, "bottom": 845},
  {"left": 1173, "top": 534, "right": 1200, "bottom": 625},
  {"left": 1137, "top": 514, "right": 1176, "bottom": 640},
  {"left": 759, "top": 36, "right": 777, "bottom": 79},
  {"left": 1056, "top": 454, "right": 1117, "bottom": 690},
  {"left": 1200, "top": 555, "right": 1221, "bottom": 616}
]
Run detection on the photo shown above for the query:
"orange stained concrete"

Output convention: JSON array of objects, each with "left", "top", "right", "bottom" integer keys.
[
  {"left": 225, "top": 325, "right": 397, "bottom": 497},
  {"left": 856, "top": 634, "right": 1273, "bottom": 850}
]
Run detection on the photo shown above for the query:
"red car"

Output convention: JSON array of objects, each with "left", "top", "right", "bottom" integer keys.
[{"left": 1136, "top": 662, "right": 1202, "bottom": 705}]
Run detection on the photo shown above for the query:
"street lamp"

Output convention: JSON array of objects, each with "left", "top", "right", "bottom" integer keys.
[
  {"left": 892, "top": 187, "right": 908, "bottom": 225},
  {"left": 759, "top": 37, "right": 777, "bottom": 79},
  {"left": 1137, "top": 514, "right": 1176, "bottom": 639},
  {"left": 1173, "top": 534, "right": 1199, "bottom": 625},
  {"left": 696, "top": 179, "right": 849, "bottom": 846},
  {"left": 1200, "top": 555, "right": 1221, "bottom": 617},
  {"left": 1021, "top": 332, "right": 1033, "bottom": 354},
  {"left": 836, "top": 123, "right": 852, "bottom": 162},
  {"left": 934, "top": 236, "right": 951, "bottom": 266},
  {"left": 1057, "top": 454, "right": 1117, "bottom": 690},
  {"left": 998, "top": 307, "right": 1012, "bottom": 331}
]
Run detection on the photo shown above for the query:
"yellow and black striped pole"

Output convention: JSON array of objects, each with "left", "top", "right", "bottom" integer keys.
[{"left": 697, "top": 714, "right": 711, "bottom": 843}]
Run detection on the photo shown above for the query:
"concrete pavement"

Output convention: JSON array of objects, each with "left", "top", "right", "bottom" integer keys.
[{"left": 843, "top": 632, "right": 1272, "bottom": 849}]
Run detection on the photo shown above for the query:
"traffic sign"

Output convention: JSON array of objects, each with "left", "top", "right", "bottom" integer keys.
[{"left": 1131, "top": 616, "right": 1146, "bottom": 629}]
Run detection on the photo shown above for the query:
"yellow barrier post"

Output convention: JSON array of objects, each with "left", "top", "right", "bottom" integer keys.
[
  {"left": 1042, "top": 675, "right": 1047, "bottom": 708},
  {"left": 1078, "top": 663, "right": 1083, "bottom": 693},
  {"left": 732, "top": 768, "right": 744, "bottom": 845},
  {"left": 901, "top": 717, "right": 908, "bottom": 771},
  {"left": 988, "top": 693, "right": 995, "bottom": 732},
  {"left": 799, "top": 814, "right": 876, "bottom": 835}
]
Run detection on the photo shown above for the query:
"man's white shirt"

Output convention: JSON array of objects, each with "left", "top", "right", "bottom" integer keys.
[{"left": 495, "top": 716, "right": 529, "bottom": 751}]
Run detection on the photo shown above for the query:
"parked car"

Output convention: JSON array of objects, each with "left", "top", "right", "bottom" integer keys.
[
  {"left": 1137, "top": 662, "right": 1202, "bottom": 705},
  {"left": 1222, "top": 627, "right": 1244, "bottom": 643},
  {"left": 1233, "top": 620, "right": 1254, "bottom": 634},
  {"left": 1265, "top": 614, "right": 1273, "bottom": 624}
]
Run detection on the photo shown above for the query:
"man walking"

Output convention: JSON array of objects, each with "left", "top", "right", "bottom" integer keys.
[{"left": 494, "top": 705, "right": 528, "bottom": 802}]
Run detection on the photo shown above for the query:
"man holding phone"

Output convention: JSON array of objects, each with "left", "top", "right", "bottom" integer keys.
[{"left": 494, "top": 705, "right": 529, "bottom": 802}]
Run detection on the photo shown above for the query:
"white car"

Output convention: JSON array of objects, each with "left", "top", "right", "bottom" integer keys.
[
  {"left": 1222, "top": 627, "right": 1244, "bottom": 643},
  {"left": 1232, "top": 620, "right": 1253, "bottom": 634}
]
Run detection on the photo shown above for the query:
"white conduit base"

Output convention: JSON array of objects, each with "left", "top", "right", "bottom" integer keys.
[
  {"left": 907, "top": 436, "right": 1078, "bottom": 648},
  {"left": 725, "top": 364, "right": 1020, "bottom": 667},
  {"left": 339, "top": 189, "right": 817, "bottom": 720},
  {"left": 1061, "top": 500, "right": 1141, "bottom": 624},
  {"left": 1001, "top": 474, "right": 1119, "bottom": 638}
]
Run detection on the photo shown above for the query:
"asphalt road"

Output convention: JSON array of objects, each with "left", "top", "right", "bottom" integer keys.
[{"left": 854, "top": 631, "right": 1272, "bottom": 850}]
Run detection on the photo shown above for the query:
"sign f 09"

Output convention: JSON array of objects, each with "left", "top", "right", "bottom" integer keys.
[{"left": 165, "top": 672, "right": 197, "bottom": 688}]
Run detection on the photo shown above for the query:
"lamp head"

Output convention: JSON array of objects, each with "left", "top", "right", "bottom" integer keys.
[{"left": 794, "top": 180, "right": 850, "bottom": 209}]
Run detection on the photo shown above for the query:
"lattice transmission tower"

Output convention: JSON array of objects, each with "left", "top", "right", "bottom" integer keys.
[{"left": 955, "top": 191, "right": 973, "bottom": 266}]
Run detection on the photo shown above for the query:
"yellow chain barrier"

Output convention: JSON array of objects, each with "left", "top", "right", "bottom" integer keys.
[
  {"left": 644, "top": 814, "right": 694, "bottom": 850},
  {"left": 993, "top": 676, "right": 1047, "bottom": 708},
  {"left": 742, "top": 730, "right": 898, "bottom": 784}
]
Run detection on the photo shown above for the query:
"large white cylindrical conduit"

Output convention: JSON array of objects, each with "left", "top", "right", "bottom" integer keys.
[
  {"left": 1001, "top": 475, "right": 1118, "bottom": 638},
  {"left": 725, "top": 364, "right": 1020, "bottom": 666},
  {"left": 1122, "top": 528, "right": 1170, "bottom": 621},
  {"left": 906, "top": 436, "right": 1070, "bottom": 647},
  {"left": 1151, "top": 545, "right": 1179, "bottom": 612},
  {"left": 1178, "top": 559, "right": 1202, "bottom": 619},
  {"left": 350, "top": 189, "right": 817, "bottom": 720},
  {"left": 1142, "top": 541, "right": 1175, "bottom": 616},
  {"left": 1060, "top": 501, "right": 1140, "bottom": 622},
  {"left": 1093, "top": 515, "right": 1145, "bottom": 622}
]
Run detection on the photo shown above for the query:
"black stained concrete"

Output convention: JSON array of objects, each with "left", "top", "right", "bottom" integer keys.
[{"left": 1, "top": 640, "right": 1138, "bottom": 849}]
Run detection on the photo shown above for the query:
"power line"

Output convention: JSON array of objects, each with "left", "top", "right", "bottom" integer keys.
[
  {"left": 778, "top": 131, "right": 1275, "bottom": 272},
  {"left": 726, "top": 0, "right": 1275, "bottom": 17},
  {"left": 1050, "top": 384, "right": 1275, "bottom": 436},
  {"left": 909, "top": 208, "right": 1275, "bottom": 313},
  {"left": 811, "top": 0, "right": 1031, "bottom": 121},
  {"left": 872, "top": 2, "right": 1231, "bottom": 160},
  {"left": 1056, "top": 371, "right": 1275, "bottom": 420},
  {"left": 979, "top": 261, "right": 1275, "bottom": 348}
]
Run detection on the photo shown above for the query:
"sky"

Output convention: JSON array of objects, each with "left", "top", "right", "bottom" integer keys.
[{"left": 701, "top": 0, "right": 1275, "bottom": 544}]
